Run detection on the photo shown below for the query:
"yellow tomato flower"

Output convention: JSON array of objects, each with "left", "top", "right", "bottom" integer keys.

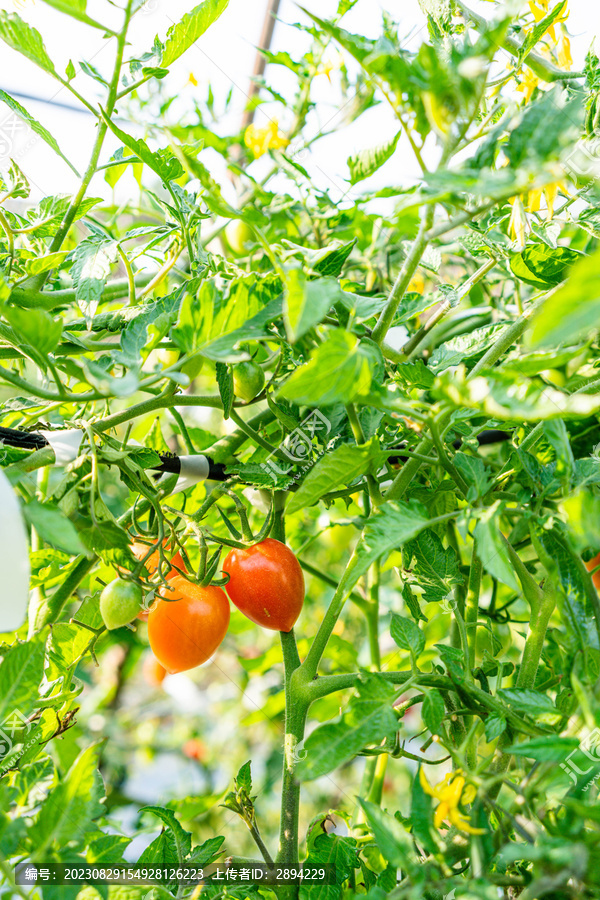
[
  {"left": 420, "top": 768, "right": 485, "bottom": 835},
  {"left": 508, "top": 197, "right": 529, "bottom": 249},
  {"left": 528, "top": 0, "right": 568, "bottom": 43},
  {"left": 516, "top": 66, "right": 539, "bottom": 103},
  {"left": 525, "top": 175, "right": 569, "bottom": 221},
  {"left": 558, "top": 34, "right": 572, "bottom": 70},
  {"left": 244, "top": 120, "right": 289, "bottom": 158},
  {"left": 407, "top": 270, "right": 425, "bottom": 294}
]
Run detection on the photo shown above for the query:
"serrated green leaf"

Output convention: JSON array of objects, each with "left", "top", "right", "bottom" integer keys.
[
  {"left": 505, "top": 735, "right": 578, "bottom": 761},
  {"left": 296, "top": 674, "right": 397, "bottom": 781},
  {"left": 70, "top": 236, "right": 118, "bottom": 319},
  {"left": 278, "top": 329, "right": 378, "bottom": 406},
  {"left": 284, "top": 271, "right": 342, "bottom": 343},
  {"left": 30, "top": 744, "right": 104, "bottom": 855},
  {"left": 0, "top": 91, "right": 78, "bottom": 175},
  {"left": 529, "top": 248, "right": 600, "bottom": 347},
  {"left": 356, "top": 798, "right": 415, "bottom": 870},
  {"left": 474, "top": 506, "right": 519, "bottom": 591},
  {"left": 286, "top": 440, "right": 381, "bottom": 515},
  {"left": 347, "top": 131, "right": 400, "bottom": 184},
  {"left": 24, "top": 501, "right": 87, "bottom": 556},
  {"left": 421, "top": 690, "right": 445, "bottom": 735},
  {"left": 0, "top": 11, "right": 57, "bottom": 75},
  {"left": 390, "top": 613, "right": 425, "bottom": 658},
  {"left": 159, "top": 0, "right": 229, "bottom": 67}
]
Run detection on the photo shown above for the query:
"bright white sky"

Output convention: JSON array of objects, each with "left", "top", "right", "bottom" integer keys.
[{"left": 0, "top": 0, "right": 598, "bottom": 205}]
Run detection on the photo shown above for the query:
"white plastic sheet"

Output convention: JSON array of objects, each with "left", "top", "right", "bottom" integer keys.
[{"left": 0, "top": 469, "right": 30, "bottom": 632}]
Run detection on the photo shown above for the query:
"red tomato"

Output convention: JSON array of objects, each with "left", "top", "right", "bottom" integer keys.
[
  {"left": 222, "top": 538, "right": 305, "bottom": 632},
  {"left": 148, "top": 576, "right": 230, "bottom": 674},
  {"left": 585, "top": 552, "right": 600, "bottom": 591}
]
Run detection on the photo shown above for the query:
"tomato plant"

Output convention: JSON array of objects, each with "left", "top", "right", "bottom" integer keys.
[
  {"left": 2, "top": 0, "right": 600, "bottom": 898},
  {"left": 223, "top": 538, "right": 305, "bottom": 632}
]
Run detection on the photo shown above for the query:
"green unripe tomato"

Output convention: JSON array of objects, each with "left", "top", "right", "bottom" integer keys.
[
  {"left": 225, "top": 220, "right": 253, "bottom": 255},
  {"left": 100, "top": 579, "right": 143, "bottom": 630},
  {"left": 232, "top": 360, "right": 265, "bottom": 402}
]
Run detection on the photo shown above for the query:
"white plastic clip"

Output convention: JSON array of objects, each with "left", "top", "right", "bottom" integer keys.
[{"left": 40, "top": 429, "right": 84, "bottom": 465}]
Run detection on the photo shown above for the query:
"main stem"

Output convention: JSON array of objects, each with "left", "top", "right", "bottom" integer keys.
[{"left": 273, "top": 494, "right": 306, "bottom": 897}]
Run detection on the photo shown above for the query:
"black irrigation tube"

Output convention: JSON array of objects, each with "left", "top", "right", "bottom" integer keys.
[
  {"left": 0, "top": 425, "right": 228, "bottom": 482},
  {"left": 0, "top": 424, "right": 512, "bottom": 485}
]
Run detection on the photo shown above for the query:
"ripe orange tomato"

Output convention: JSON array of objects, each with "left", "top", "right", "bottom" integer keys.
[
  {"left": 585, "top": 552, "right": 600, "bottom": 590},
  {"left": 222, "top": 538, "right": 305, "bottom": 632},
  {"left": 147, "top": 575, "right": 230, "bottom": 674},
  {"left": 183, "top": 738, "right": 206, "bottom": 761},
  {"left": 143, "top": 652, "right": 167, "bottom": 687}
]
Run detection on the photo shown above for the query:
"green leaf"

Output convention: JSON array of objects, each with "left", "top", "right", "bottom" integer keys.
[
  {"left": 30, "top": 744, "right": 104, "bottom": 855},
  {"left": 49, "top": 623, "right": 91, "bottom": 668},
  {"left": 484, "top": 714, "right": 507, "bottom": 742},
  {"left": 284, "top": 272, "right": 342, "bottom": 342},
  {"left": 215, "top": 362, "right": 233, "bottom": 419},
  {"left": 139, "top": 807, "right": 192, "bottom": 865},
  {"left": 102, "top": 118, "right": 184, "bottom": 184},
  {"left": 313, "top": 238, "right": 356, "bottom": 277},
  {"left": 2, "top": 306, "right": 62, "bottom": 358},
  {"left": 343, "top": 500, "right": 432, "bottom": 594},
  {"left": 405, "top": 528, "right": 461, "bottom": 603},
  {"left": 474, "top": 506, "right": 519, "bottom": 592},
  {"left": 24, "top": 500, "right": 87, "bottom": 556},
  {"left": 529, "top": 248, "right": 600, "bottom": 347},
  {"left": 519, "top": 1, "right": 568, "bottom": 64},
  {"left": 278, "top": 329, "right": 378, "bottom": 405},
  {"left": 390, "top": 613, "right": 425, "bottom": 658},
  {"left": 159, "top": 0, "right": 229, "bottom": 67},
  {"left": 39, "top": 0, "right": 112, "bottom": 32},
  {"left": 505, "top": 735, "right": 578, "bottom": 761},
  {"left": 497, "top": 688, "right": 556, "bottom": 717},
  {"left": 0, "top": 635, "right": 45, "bottom": 725},
  {"left": 544, "top": 418, "right": 574, "bottom": 488},
  {"left": 70, "top": 236, "right": 118, "bottom": 319},
  {"left": 0, "top": 11, "right": 57, "bottom": 75},
  {"left": 429, "top": 323, "right": 507, "bottom": 373},
  {"left": 296, "top": 674, "right": 397, "bottom": 781},
  {"left": 421, "top": 690, "right": 445, "bottom": 735},
  {"left": 504, "top": 87, "right": 583, "bottom": 167},
  {"left": 24, "top": 251, "right": 70, "bottom": 277},
  {"left": 356, "top": 798, "right": 415, "bottom": 870},
  {"left": 454, "top": 452, "right": 491, "bottom": 499},
  {"left": 286, "top": 440, "right": 381, "bottom": 515},
  {"left": 436, "top": 368, "right": 600, "bottom": 421},
  {"left": 510, "top": 244, "right": 580, "bottom": 289},
  {"left": 347, "top": 131, "right": 400, "bottom": 184},
  {"left": 0, "top": 90, "right": 78, "bottom": 175},
  {"left": 410, "top": 766, "right": 439, "bottom": 855}
]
